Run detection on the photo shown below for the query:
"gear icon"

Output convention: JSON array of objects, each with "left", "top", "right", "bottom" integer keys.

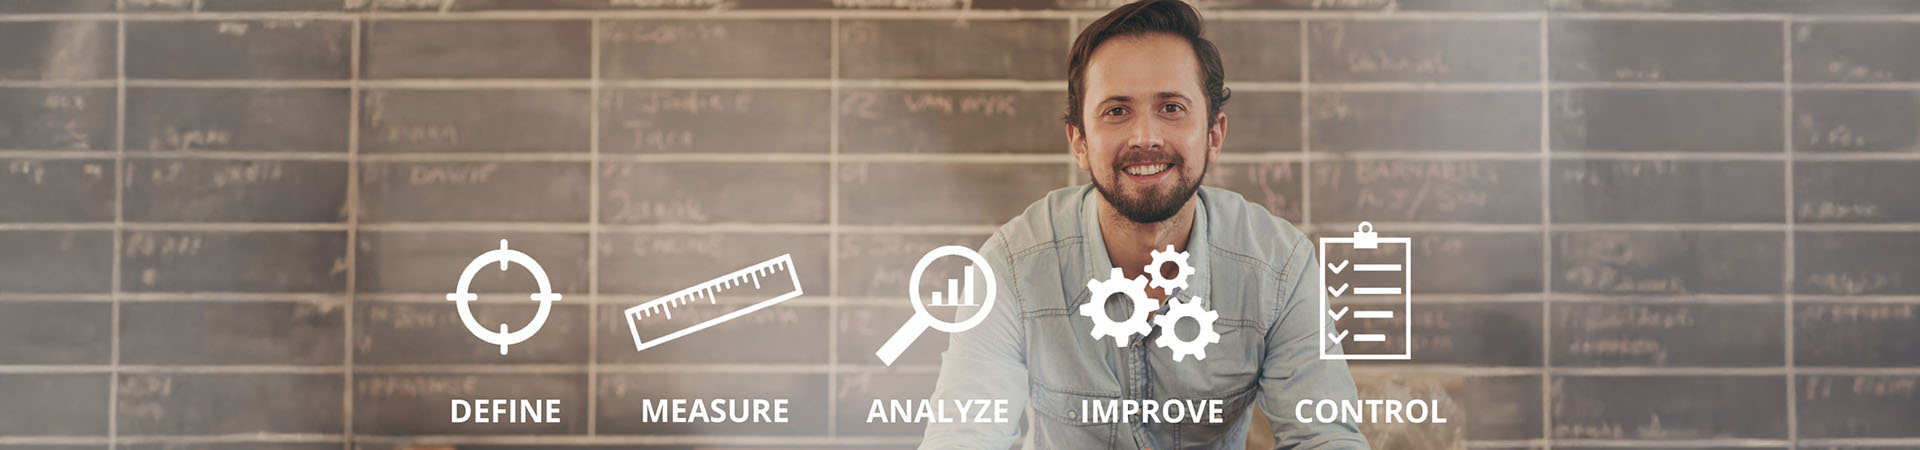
[
  {"left": 1153, "top": 296, "right": 1221, "bottom": 361},
  {"left": 1080, "top": 267, "right": 1155, "bottom": 347},
  {"left": 1147, "top": 245, "right": 1195, "bottom": 298}
]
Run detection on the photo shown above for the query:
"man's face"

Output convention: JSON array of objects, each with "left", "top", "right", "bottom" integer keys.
[{"left": 1070, "top": 32, "right": 1225, "bottom": 224}]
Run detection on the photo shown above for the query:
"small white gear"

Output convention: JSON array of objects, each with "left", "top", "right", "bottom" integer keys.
[
  {"left": 1080, "top": 267, "right": 1155, "bottom": 347},
  {"left": 1147, "top": 244, "right": 1196, "bottom": 298},
  {"left": 1153, "top": 296, "right": 1221, "bottom": 361}
]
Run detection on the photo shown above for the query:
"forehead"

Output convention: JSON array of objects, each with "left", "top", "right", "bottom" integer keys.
[{"left": 1083, "top": 32, "right": 1203, "bottom": 100}]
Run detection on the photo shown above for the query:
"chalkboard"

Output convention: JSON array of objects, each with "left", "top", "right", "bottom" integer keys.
[{"left": 0, "top": 1, "right": 1917, "bottom": 449}]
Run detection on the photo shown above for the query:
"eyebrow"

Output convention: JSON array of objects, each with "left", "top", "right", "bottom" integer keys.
[{"left": 1101, "top": 92, "right": 1195, "bottom": 104}]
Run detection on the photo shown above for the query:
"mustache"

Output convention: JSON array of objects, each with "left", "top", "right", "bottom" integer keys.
[{"left": 1111, "top": 150, "right": 1185, "bottom": 171}]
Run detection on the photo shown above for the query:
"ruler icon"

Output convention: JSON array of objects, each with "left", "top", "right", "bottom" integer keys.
[{"left": 624, "top": 254, "right": 804, "bottom": 353}]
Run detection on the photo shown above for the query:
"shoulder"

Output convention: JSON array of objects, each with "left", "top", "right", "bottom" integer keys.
[
  {"left": 1199, "top": 186, "right": 1313, "bottom": 278},
  {"left": 983, "top": 185, "right": 1090, "bottom": 260}
]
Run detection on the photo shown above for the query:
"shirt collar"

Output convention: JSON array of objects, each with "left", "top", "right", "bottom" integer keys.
[{"left": 1078, "top": 186, "right": 1213, "bottom": 304}]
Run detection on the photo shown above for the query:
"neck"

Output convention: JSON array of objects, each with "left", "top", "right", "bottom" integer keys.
[{"left": 1095, "top": 192, "right": 1197, "bottom": 300}]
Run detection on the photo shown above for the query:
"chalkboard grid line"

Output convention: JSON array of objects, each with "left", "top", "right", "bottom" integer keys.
[
  {"left": 13, "top": 149, "right": 1920, "bottom": 163},
  {"left": 1781, "top": 18, "right": 1799, "bottom": 449},
  {"left": 585, "top": 15, "right": 603, "bottom": 437},
  {"left": 1298, "top": 17, "right": 1312, "bottom": 230},
  {"left": 825, "top": 15, "right": 842, "bottom": 439},
  {"left": 9, "top": 364, "right": 1920, "bottom": 377},
  {"left": 1536, "top": 13, "right": 1555, "bottom": 449},
  {"left": 21, "top": 8, "right": 1920, "bottom": 21},
  {"left": 341, "top": 15, "right": 364, "bottom": 450},
  {"left": 107, "top": 10, "right": 126, "bottom": 450},
  {"left": 19, "top": 77, "right": 1920, "bottom": 91}
]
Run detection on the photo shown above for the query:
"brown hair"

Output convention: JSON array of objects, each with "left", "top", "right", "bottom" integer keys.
[{"left": 1063, "top": 0, "right": 1230, "bottom": 134}]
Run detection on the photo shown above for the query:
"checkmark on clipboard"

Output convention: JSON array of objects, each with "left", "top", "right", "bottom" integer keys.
[{"left": 1319, "top": 222, "right": 1413, "bottom": 360}]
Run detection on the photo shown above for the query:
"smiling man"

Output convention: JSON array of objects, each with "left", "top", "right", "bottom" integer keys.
[{"left": 919, "top": 0, "right": 1369, "bottom": 448}]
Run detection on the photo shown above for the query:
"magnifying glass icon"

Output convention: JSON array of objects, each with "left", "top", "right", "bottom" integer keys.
[{"left": 875, "top": 245, "right": 997, "bottom": 366}]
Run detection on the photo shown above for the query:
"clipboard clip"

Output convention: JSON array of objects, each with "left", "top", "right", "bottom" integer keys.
[{"left": 1352, "top": 222, "right": 1379, "bottom": 249}]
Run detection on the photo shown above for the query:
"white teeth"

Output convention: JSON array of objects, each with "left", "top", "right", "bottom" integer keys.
[{"left": 1125, "top": 164, "right": 1170, "bottom": 176}]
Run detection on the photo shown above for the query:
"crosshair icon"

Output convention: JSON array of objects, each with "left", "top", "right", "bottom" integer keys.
[{"left": 446, "top": 239, "right": 564, "bottom": 355}]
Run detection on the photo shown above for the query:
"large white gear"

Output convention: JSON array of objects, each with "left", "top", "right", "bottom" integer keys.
[
  {"left": 1153, "top": 296, "right": 1221, "bottom": 361},
  {"left": 1080, "top": 267, "right": 1155, "bottom": 347},
  {"left": 1147, "top": 244, "right": 1196, "bottom": 298}
]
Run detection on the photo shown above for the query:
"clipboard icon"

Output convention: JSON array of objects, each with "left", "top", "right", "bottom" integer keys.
[{"left": 1320, "top": 221, "right": 1412, "bottom": 360}]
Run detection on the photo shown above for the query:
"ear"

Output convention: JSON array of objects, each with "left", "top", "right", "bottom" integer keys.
[
  {"left": 1067, "top": 123, "right": 1092, "bottom": 172},
  {"left": 1207, "top": 112, "right": 1226, "bottom": 163}
]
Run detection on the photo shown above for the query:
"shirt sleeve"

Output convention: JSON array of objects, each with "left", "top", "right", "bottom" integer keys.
[
  {"left": 1258, "top": 238, "right": 1372, "bottom": 449},
  {"left": 918, "top": 234, "right": 1030, "bottom": 450}
]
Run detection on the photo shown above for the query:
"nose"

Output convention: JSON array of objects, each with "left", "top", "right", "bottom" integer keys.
[{"left": 1126, "top": 113, "right": 1165, "bottom": 151}]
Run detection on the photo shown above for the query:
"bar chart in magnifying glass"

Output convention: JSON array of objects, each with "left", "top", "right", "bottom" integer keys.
[{"left": 1320, "top": 222, "right": 1413, "bottom": 360}]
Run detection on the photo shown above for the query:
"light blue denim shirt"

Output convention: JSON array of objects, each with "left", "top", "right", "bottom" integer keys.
[{"left": 921, "top": 185, "right": 1369, "bottom": 449}]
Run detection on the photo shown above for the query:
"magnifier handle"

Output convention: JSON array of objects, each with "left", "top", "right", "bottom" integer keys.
[{"left": 875, "top": 314, "right": 933, "bottom": 367}]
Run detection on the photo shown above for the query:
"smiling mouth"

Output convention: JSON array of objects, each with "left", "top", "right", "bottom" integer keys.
[{"left": 1123, "top": 163, "right": 1171, "bottom": 177}]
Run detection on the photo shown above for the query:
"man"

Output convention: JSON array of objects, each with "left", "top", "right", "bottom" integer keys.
[{"left": 920, "top": 0, "right": 1369, "bottom": 448}]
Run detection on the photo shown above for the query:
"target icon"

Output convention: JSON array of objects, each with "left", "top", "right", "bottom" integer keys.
[{"left": 445, "top": 239, "right": 564, "bottom": 355}]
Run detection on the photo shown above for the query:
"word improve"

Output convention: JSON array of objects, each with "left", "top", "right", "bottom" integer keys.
[{"left": 1081, "top": 399, "right": 1226, "bottom": 424}]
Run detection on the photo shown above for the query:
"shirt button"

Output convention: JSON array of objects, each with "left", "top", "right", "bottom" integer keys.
[{"left": 1068, "top": 410, "right": 1077, "bottom": 419}]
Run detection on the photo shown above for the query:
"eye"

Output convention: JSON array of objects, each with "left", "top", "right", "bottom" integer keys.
[
  {"left": 1103, "top": 106, "right": 1129, "bottom": 117},
  {"left": 1160, "top": 103, "right": 1186, "bottom": 114}
]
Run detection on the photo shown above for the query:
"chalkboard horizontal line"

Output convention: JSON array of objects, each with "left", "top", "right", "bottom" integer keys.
[
  {"left": 1332, "top": 293, "right": 1541, "bottom": 304},
  {"left": 598, "top": 363, "right": 838, "bottom": 373},
  {"left": 359, "top": 221, "right": 590, "bottom": 232},
  {"left": 124, "top": 150, "right": 349, "bottom": 161},
  {"left": 0, "top": 150, "right": 117, "bottom": 159},
  {"left": 1792, "top": 223, "right": 1920, "bottom": 231},
  {"left": 1552, "top": 223, "right": 1788, "bottom": 231},
  {"left": 0, "top": 437, "right": 110, "bottom": 445},
  {"left": 601, "top": 153, "right": 829, "bottom": 162},
  {"left": 120, "top": 222, "right": 349, "bottom": 231},
  {"left": 0, "top": 78, "right": 1901, "bottom": 93},
  {"left": 116, "top": 434, "right": 342, "bottom": 445},
  {"left": 355, "top": 364, "right": 588, "bottom": 374},
  {"left": 0, "top": 79, "right": 117, "bottom": 87},
  {"left": 599, "top": 222, "right": 830, "bottom": 233},
  {"left": 1547, "top": 293, "right": 1783, "bottom": 303},
  {"left": 119, "top": 291, "right": 345, "bottom": 303},
  {"left": 838, "top": 79, "right": 1062, "bottom": 90},
  {"left": 1554, "top": 367, "right": 1791, "bottom": 376},
  {"left": 603, "top": 78, "right": 832, "bottom": 89},
  {"left": 1552, "top": 151, "right": 1786, "bottom": 161},
  {"left": 1461, "top": 439, "right": 1545, "bottom": 449},
  {"left": 0, "top": 293, "right": 114, "bottom": 302},
  {"left": 4, "top": 364, "right": 1911, "bottom": 376},
  {"left": 1292, "top": 151, "right": 1543, "bottom": 159},
  {"left": 1304, "top": 222, "right": 1544, "bottom": 233},
  {"left": 1554, "top": 81, "right": 1785, "bottom": 91},
  {"left": 0, "top": 223, "right": 117, "bottom": 231},
  {"left": 1796, "top": 295, "right": 1920, "bottom": 303},
  {"left": 1350, "top": 365, "right": 1543, "bottom": 376},
  {"left": 1794, "top": 152, "right": 1920, "bottom": 161},
  {"left": 1799, "top": 437, "right": 1920, "bottom": 447},
  {"left": 0, "top": 365, "right": 341, "bottom": 374},
  {"left": 1549, "top": 438, "right": 1789, "bottom": 447},
  {"left": 1797, "top": 367, "right": 1920, "bottom": 375},
  {"left": 358, "top": 78, "right": 592, "bottom": 88},
  {"left": 351, "top": 434, "right": 918, "bottom": 446},
  {"left": 127, "top": 79, "right": 352, "bottom": 88},
  {"left": 601, "top": 152, "right": 1067, "bottom": 163},
  {"left": 3, "top": 9, "right": 1920, "bottom": 24},
  {"left": 359, "top": 152, "right": 590, "bottom": 162}
]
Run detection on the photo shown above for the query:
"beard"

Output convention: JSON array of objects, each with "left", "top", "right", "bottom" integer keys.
[{"left": 1090, "top": 149, "right": 1208, "bottom": 224}]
